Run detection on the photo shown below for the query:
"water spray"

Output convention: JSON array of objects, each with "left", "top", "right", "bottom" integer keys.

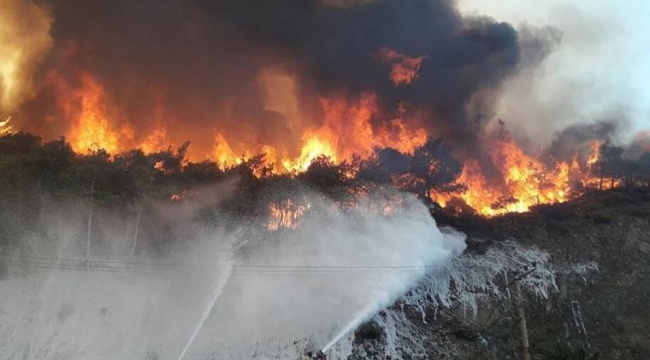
[
  {"left": 176, "top": 257, "right": 233, "bottom": 360},
  {"left": 322, "top": 301, "right": 379, "bottom": 353}
]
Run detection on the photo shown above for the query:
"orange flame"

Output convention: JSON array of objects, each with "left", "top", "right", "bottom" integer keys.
[
  {"left": 432, "top": 129, "right": 580, "bottom": 216},
  {"left": 48, "top": 72, "right": 179, "bottom": 156},
  {"left": 377, "top": 48, "right": 427, "bottom": 86},
  {"left": 581, "top": 140, "right": 602, "bottom": 188},
  {"left": 23, "top": 69, "right": 635, "bottom": 219},
  {"left": 140, "top": 127, "right": 169, "bottom": 154},
  {"left": 209, "top": 92, "right": 427, "bottom": 174},
  {"left": 587, "top": 140, "right": 601, "bottom": 168},
  {"left": 50, "top": 71, "right": 131, "bottom": 154},
  {"left": 283, "top": 133, "right": 338, "bottom": 173},
  {"left": 213, "top": 132, "right": 243, "bottom": 168},
  {"left": 267, "top": 199, "right": 310, "bottom": 231},
  {"left": 0, "top": 117, "right": 13, "bottom": 135}
]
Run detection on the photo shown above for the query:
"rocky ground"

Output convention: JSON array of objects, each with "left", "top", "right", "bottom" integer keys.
[{"left": 353, "top": 189, "right": 650, "bottom": 360}]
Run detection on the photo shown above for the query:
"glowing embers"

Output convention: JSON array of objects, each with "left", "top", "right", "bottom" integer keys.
[{"left": 267, "top": 199, "right": 310, "bottom": 231}]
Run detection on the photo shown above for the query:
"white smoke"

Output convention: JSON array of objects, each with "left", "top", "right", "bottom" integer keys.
[{"left": 458, "top": 0, "right": 650, "bottom": 145}]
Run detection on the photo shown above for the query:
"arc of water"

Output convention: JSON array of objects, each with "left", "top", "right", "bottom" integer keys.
[
  {"left": 177, "top": 258, "right": 234, "bottom": 360},
  {"left": 322, "top": 301, "right": 379, "bottom": 353}
]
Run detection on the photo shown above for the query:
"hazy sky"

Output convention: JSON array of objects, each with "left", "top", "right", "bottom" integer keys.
[{"left": 457, "top": 0, "right": 649, "bottom": 144}]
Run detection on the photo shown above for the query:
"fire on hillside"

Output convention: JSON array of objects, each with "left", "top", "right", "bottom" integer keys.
[{"left": 1, "top": 0, "right": 648, "bottom": 220}]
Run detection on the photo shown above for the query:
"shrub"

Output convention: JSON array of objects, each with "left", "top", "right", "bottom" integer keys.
[
  {"left": 581, "top": 202, "right": 605, "bottom": 213},
  {"left": 452, "top": 325, "right": 480, "bottom": 342},
  {"left": 355, "top": 320, "right": 384, "bottom": 341},
  {"left": 534, "top": 204, "right": 571, "bottom": 221},
  {"left": 601, "top": 192, "right": 635, "bottom": 206},
  {"left": 590, "top": 211, "right": 615, "bottom": 224},
  {"left": 546, "top": 220, "right": 570, "bottom": 235},
  {"left": 622, "top": 205, "right": 649, "bottom": 217},
  {"left": 538, "top": 342, "right": 588, "bottom": 360}
]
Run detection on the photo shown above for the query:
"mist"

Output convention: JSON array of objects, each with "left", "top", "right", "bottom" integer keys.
[{"left": 0, "top": 184, "right": 466, "bottom": 360}]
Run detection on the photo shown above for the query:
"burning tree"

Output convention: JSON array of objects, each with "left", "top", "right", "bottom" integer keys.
[
  {"left": 635, "top": 153, "right": 650, "bottom": 188},
  {"left": 356, "top": 138, "right": 463, "bottom": 204},
  {"left": 409, "top": 137, "right": 464, "bottom": 198},
  {"left": 591, "top": 143, "right": 625, "bottom": 190}
]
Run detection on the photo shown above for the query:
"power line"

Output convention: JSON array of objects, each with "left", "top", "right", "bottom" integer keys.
[
  {"left": 5, "top": 254, "right": 206, "bottom": 269},
  {"left": 4, "top": 254, "right": 447, "bottom": 270},
  {"left": 3, "top": 256, "right": 447, "bottom": 276}
]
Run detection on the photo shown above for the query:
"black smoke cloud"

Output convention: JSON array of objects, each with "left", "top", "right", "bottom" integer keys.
[{"left": 22, "top": 0, "right": 523, "bottom": 156}]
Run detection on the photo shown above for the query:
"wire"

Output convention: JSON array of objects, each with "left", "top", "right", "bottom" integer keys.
[
  {"left": 3, "top": 255, "right": 446, "bottom": 276},
  {"left": 6, "top": 254, "right": 206, "bottom": 269},
  {"left": 3, "top": 254, "right": 446, "bottom": 270}
]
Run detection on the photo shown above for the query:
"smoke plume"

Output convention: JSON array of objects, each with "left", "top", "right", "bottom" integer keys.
[{"left": 13, "top": 0, "right": 522, "bottom": 158}]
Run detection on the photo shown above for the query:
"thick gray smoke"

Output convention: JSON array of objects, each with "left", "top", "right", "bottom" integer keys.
[{"left": 547, "top": 120, "right": 619, "bottom": 160}]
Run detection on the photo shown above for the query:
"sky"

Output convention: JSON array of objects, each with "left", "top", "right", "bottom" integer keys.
[{"left": 456, "top": 0, "right": 650, "bottom": 145}]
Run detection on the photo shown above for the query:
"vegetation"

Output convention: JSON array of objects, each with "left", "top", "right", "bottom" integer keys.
[
  {"left": 0, "top": 133, "right": 466, "bottom": 206},
  {"left": 537, "top": 342, "right": 597, "bottom": 360},
  {"left": 591, "top": 142, "right": 650, "bottom": 190},
  {"left": 1, "top": 133, "right": 649, "bottom": 215},
  {"left": 0, "top": 132, "right": 468, "bottom": 253}
]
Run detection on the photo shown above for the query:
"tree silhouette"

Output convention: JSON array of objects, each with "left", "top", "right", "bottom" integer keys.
[
  {"left": 593, "top": 143, "right": 624, "bottom": 189},
  {"left": 410, "top": 137, "right": 463, "bottom": 198}
]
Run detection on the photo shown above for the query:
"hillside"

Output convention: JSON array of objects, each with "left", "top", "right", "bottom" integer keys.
[
  {"left": 1, "top": 132, "right": 649, "bottom": 359},
  {"left": 351, "top": 190, "right": 650, "bottom": 359}
]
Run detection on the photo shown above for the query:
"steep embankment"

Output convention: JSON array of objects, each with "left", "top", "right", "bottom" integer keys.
[
  {"left": 472, "top": 190, "right": 650, "bottom": 359},
  {"left": 353, "top": 190, "right": 650, "bottom": 360}
]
